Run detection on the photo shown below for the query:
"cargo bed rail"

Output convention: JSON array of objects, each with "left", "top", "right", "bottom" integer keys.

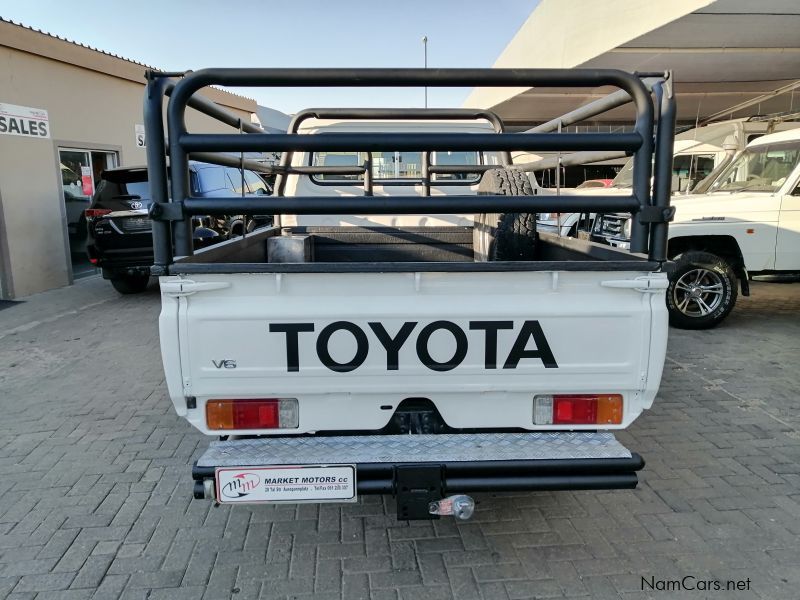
[{"left": 144, "top": 68, "right": 675, "bottom": 272}]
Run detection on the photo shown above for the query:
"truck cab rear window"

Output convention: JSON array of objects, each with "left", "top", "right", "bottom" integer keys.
[{"left": 311, "top": 151, "right": 483, "bottom": 183}]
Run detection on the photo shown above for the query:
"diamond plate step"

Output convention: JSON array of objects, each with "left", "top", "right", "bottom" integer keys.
[{"left": 196, "top": 432, "right": 632, "bottom": 467}]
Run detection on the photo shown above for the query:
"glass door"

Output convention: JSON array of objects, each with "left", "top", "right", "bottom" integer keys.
[{"left": 59, "top": 148, "right": 118, "bottom": 279}]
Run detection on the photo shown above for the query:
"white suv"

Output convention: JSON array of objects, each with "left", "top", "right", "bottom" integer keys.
[{"left": 593, "top": 128, "right": 800, "bottom": 329}]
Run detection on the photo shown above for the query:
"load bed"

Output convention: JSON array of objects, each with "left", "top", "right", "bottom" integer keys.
[{"left": 173, "top": 226, "right": 660, "bottom": 273}]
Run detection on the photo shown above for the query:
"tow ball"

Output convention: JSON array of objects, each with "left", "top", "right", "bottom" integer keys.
[{"left": 429, "top": 495, "right": 476, "bottom": 521}]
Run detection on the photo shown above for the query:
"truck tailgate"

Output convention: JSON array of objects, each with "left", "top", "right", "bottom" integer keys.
[{"left": 160, "top": 269, "right": 667, "bottom": 435}]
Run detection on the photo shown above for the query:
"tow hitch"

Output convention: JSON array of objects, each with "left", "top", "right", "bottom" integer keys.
[
  {"left": 394, "top": 464, "right": 476, "bottom": 521},
  {"left": 429, "top": 495, "right": 476, "bottom": 521},
  {"left": 395, "top": 464, "right": 443, "bottom": 520}
]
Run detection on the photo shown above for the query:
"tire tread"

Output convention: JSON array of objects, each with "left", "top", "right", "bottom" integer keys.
[{"left": 475, "top": 168, "right": 537, "bottom": 261}]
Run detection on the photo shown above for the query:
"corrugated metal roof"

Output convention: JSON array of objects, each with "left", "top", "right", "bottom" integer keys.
[{"left": 1, "top": 17, "right": 157, "bottom": 68}]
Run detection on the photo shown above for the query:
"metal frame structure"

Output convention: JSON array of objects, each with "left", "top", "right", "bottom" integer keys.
[
  {"left": 144, "top": 68, "right": 675, "bottom": 272},
  {"left": 272, "top": 107, "right": 513, "bottom": 199}
]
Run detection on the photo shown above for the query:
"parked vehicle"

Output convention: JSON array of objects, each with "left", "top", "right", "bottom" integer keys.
[
  {"left": 537, "top": 139, "right": 724, "bottom": 237},
  {"left": 540, "top": 117, "right": 800, "bottom": 237},
  {"left": 591, "top": 128, "right": 800, "bottom": 329},
  {"left": 147, "top": 68, "right": 674, "bottom": 520},
  {"left": 86, "top": 161, "right": 271, "bottom": 294}
]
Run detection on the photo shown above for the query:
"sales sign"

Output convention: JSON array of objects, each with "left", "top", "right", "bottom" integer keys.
[
  {"left": 81, "top": 166, "right": 93, "bottom": 196},
  {"left": 135, "top": 124, "right": 146, "bottom": 148},
  {"left": 0, "top": 103, "right": 50, "bottom": 139}
]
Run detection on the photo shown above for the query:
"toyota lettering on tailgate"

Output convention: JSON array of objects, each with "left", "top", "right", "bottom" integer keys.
[{"left": 268, "top": 320, "right": 558, "bottom": 373}]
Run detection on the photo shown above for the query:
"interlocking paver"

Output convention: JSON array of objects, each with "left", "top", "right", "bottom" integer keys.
[
  {"left": 0, "top": 577, "right": 19, "bottom": 598},
  {"left": 13, "top": 571, "right": 76, "bottom": 592},
  {"left": 69, "top": 554, "right": 114, "bottom": 590},
  {"left": 342, "top": 572, "right": 369, "bottom": 599},
  {"left": 1, "top": 277, "right": 799, "bottom": 598}
]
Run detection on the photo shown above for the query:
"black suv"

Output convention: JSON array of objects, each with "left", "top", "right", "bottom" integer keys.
[{"left": 86, "top": 161, "right": 271, "bottom": 293}]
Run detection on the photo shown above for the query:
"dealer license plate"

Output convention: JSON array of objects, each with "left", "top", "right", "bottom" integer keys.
[{"left": 215, "top": 464, "right": 356, "bottom": 504}]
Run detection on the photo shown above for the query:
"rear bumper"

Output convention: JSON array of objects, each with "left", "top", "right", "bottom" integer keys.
[
  {"left": 191, "top": 432, "right": 644, "bottom": 516},
  {"left": 193, "top": 456, "right": 644, "bottom": 494},
  {"left": 86, "top": 243, "right": 153, "bottom": 275}
]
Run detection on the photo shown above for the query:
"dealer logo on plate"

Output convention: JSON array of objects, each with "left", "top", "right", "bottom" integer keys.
[{"left": 220, "top": 472, "right": 260, "bottom": 499}]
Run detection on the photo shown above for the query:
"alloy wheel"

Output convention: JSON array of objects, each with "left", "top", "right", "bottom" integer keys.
[{"left": 672, "top": 268, "right": 725, "bottom": 317}]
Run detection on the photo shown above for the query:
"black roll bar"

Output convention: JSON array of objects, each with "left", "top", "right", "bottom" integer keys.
[
  {"left": 183, "top": 194, "right": 640, "bottom": 217},
  {"left": 186, "top": 152, "right": 274, "bottom": 174},
  {"left": 165, "top": 81, "right": 264, "bottom": 134},
  {"left": 177, "top": 131, "right": 642, "bottom": 153},
  {"left": 273, "top": 107, "right": 514, "bottom": 198},
  {"left": 145, "top": 67, "right": 671, "bottom": 270},
  {"left": 527, "top": 77, "right": 659, "bottom": 134},
  {"left": 650, "top": 74, "right": 677, "bottom": 262},
  {"left": 143, "top": 74, "right": 173, "bottom": 268}
]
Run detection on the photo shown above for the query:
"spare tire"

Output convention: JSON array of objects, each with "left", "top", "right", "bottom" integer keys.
[{"left": 474, "top": 168, "right": 537, "bottom": 261}]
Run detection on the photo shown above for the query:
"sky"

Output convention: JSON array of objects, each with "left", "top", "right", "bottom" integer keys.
[{"left": 0, "top": 0, "right": 539, "bottom": 114}]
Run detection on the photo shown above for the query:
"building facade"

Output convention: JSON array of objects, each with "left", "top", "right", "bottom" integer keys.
[{"left": 0, "top": 19, "right": 257, "bottom": 299}]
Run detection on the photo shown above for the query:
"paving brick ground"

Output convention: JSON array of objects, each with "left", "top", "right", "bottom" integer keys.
[{"left": 1, "top": 277, "right": 799, "bottom": 599}]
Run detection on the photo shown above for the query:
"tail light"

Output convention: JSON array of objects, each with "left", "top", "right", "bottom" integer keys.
[
  {"left": 85, "top": 208, "right": 112, "bottom": 219},
  {"left": 206, "top": 398, "right": 299, "bottom": 430},
  {"left": 533, "top": 394, "right": 622, "bottom": 425}
]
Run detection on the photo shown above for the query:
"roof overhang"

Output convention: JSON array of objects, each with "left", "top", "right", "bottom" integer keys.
[{"left": 465, "top": 0, "right": 800, "bottom": 126}]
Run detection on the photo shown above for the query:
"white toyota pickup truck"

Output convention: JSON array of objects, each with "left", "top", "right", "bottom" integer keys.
[
  {"left": 592, "top": 128, "right": 800, "bottom": 329},
  {"left": 145, "top": 68, "right": 675, "bottom": 520}
]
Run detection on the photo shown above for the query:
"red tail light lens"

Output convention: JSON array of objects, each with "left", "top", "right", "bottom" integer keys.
[
  {"left": 206, "top": 399, "right": 298, "bottom": 430},
  {"left": 554, "top": 396, "right": 597, "bottom": 424},
  {"left": 85, "top": 208, "right": 112, "bottom": 219},
  {"left": 533, "top": 394, "right": 623, "bottom": 425}
]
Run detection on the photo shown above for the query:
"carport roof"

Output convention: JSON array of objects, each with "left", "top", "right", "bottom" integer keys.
[{"left": 464, "top": 0, "right": 800, "bottom": 126}]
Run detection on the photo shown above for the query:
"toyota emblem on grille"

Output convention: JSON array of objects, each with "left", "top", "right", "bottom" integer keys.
[{"left": 129, "top": 201, "right": 143, "bottom": 209}]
